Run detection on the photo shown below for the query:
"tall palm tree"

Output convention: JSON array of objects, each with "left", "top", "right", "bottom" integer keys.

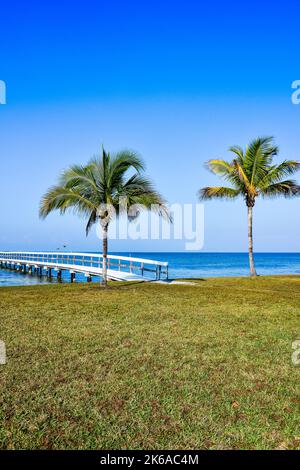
[
  {"left": 199, "top": 137, "right": 300, "bottom": 276},
  {"left": 40, "top": 148, "right": 170, "bottom": 286}
]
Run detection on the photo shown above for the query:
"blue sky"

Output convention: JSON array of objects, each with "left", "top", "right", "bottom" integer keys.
[{"left": 1, "top": 0, "right": 300, "bottom": 252}]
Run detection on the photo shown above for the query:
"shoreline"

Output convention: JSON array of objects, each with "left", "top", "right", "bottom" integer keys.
[
  {"left": 1, "top": 272, "right": 300, "bottom": 290},
  {"left": 1, "top": 252, "right": 300, "bottom": 287}
]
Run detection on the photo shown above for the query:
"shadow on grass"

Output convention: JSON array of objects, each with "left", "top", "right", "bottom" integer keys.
[
  {"left": 88, "top": 280, "right": 147, "bottom": 290},
  {"left": 91, "top": 278, "right": 208, "bottom": 289}
]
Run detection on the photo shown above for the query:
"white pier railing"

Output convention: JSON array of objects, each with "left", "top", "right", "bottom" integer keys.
[{"left": 0, "top": 252, "right": 169, "bottom": 282}]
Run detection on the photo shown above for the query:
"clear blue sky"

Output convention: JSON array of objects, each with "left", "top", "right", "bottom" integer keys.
[{"left": 1, "top": 0, "right": 300, "bottom": 252}]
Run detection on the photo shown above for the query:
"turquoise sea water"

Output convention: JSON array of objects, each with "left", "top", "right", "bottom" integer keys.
[{"left": 1, "top": 252, "right": 300, "bottom": 287}]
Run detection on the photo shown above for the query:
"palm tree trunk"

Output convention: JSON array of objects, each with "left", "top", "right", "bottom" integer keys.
[
  {"left": 247, "top": 205, "right": 257, "bottom": 277},
  {"left": 102, "top": 224, "right": 108, "bottom": 286}
]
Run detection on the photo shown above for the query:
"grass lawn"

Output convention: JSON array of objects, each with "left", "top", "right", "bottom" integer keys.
[{"left": 0, "top": 276, "right": 300, "bottom": 450}]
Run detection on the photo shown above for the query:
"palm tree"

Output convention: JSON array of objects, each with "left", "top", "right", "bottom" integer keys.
[
  {"left": 199, "top": 137, "right": 300, "bottom": 276},
  {"left": 40, "top": 148, "right": 170, "bottom": 286}
]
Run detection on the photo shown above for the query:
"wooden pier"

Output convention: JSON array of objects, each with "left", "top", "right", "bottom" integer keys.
[{"left": 0, "top": 252, "right": 169, "bottom": 283}]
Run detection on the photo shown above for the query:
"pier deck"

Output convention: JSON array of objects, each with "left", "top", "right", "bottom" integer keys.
[{"left": 0, "top": 252, "right": 168, "bottom": 282}]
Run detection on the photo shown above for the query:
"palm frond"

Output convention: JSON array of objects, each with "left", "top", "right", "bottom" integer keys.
[
  {"left": 199, "top": 186, "right": 240, "bottom": 200},
  {"left": 118, "top": 174, "right": 171, "bottom": 222},
  {"left": 110, "top": 150, "right": 145, "bottom": 173},
  {"left": 206, "top": 159, "right": 244, "bottom": 189},
  {"left": 59, "top": 164, "right": 98, "bottom": 191},
  {"left": 206, "top": 159, "right": 233, "bottom": 177},
  {"left": 39, "top": 186, "right": 96, "bottom": 219},
  {"left": 85, "top": 209, "right": 97, "bottom": 236},
  {"left": 40, "top": 147, "right": 170, "bottom": 232},
  {"left": 229, "top": 145, "right": 244, "bottom": 162},
  {"left": 200, "top": 137, "right": 299, "bottom": 205},
  {"left": 233, "top": 160, "right": 258, "bottom": 197},
  {"left": 260, "top": 180, "right": 300, "bottom": 198},
  {"left": 107, "top": 150, "right": 144, "bottom": 191},
  {"left": 258, "top": 160, "right": 300, "bottom": 188},
  {"left": 243, "top": 136, "right": 277, "bottom": 184}
]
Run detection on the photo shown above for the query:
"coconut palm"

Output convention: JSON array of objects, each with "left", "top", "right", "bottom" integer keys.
[
  {"left": 40, "top": 148, "right": 170, "bottom": 286},
  {"left": 199, "top": 137, "right": 300, "bottom": 276}
]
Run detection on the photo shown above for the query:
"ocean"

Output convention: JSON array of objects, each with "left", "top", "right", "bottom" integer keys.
[{"left": 1, "top": 252, "right": 300, "bottom": 287}]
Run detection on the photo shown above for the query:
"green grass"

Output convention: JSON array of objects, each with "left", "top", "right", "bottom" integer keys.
[{"left": 0, "top": 276, "right": 300, "bottom": 450}]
